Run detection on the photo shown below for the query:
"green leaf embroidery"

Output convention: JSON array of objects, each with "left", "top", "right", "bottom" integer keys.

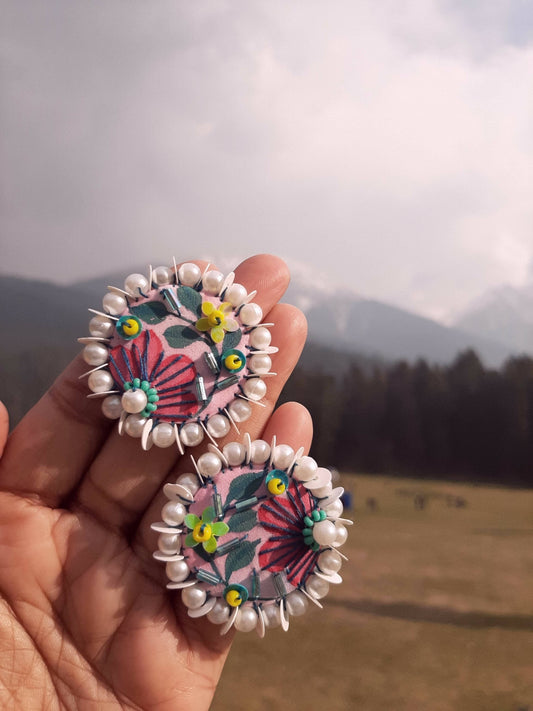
[
  {"left": 131, "top": 301, "right": 169, "bottom": 325},
  {"left": 227, "top": 509, "right": 257, "bottom": 533},
  {"left": 222, "top": 329, "right": 242, "bottom": 351},
  {"left": 225, "top": 539, "right": 261, "bottom": 579},
  {"left": 225, "top": 470, "right": 265, "bottom": 506},
  {"left": 163, "top": 325, "right": 198, "bottom": 349},
  {"left": 177, "top": 286, "right": 202, "bottom": 317}
]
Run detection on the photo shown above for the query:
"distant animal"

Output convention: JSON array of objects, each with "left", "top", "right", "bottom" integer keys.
[
  {"left": 366, "top": 497, "right": 378, "bottom": 512},
  {"left": 414, "top": 493, "right": 427, "bottom": 510}
]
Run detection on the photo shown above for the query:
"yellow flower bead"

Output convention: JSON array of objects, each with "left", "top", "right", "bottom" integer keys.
[
  {"left": 207, "top": 309, "right": 224, "bottom": 327},
  {"left": 267, "top": 477, "right": 286, "bottom": 495},
  {"left": 192, "top": 522, "right": 212, "bottom": 543},
  {"left": 225, "top": 589, "right": 243, "bottom": 607}
]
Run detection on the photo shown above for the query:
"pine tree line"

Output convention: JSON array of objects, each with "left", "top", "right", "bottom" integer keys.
[{"left": 280, "top": 349, "right": 533, "bottom": 485}]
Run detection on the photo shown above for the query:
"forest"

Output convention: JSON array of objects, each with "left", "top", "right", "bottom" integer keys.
[{"left": 280, "top": 349, "right": 533, "bottom": 486}]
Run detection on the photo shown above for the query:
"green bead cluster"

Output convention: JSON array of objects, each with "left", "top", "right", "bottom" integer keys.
[
  {"left": 302, "top": 508, "right": 327, "bottom": 551},
  {"left": 124, "top": 378, "right": 159, "bottom": 417}
]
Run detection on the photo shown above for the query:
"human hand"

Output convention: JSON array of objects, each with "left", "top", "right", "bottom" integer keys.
[{"left": 0, "top": 255, "right": 311, "bottom": 711}]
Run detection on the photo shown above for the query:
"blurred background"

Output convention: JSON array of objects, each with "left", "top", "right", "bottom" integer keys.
[{"left": 1, "top": 1, "right": 533, "bottom": 709}]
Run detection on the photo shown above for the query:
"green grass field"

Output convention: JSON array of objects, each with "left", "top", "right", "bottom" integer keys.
[{"left": 211, "top": 475, "right": 533, "bottom": 711}]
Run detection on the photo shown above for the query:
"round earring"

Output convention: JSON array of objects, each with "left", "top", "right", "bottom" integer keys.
[
  {"left": 151, "top": 437, "right": 352, "bottom": 636},
  {"left": 79, "top": 262, "right": 276, "bottom": 451}
]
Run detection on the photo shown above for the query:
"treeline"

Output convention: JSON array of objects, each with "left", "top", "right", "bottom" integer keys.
[{"left": 280, "top": 349, "right": 533, "bottom": 486}]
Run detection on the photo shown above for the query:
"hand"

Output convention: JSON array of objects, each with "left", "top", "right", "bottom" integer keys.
[{"left": 0, "top": 255, "right": 312, "bottom": 711}]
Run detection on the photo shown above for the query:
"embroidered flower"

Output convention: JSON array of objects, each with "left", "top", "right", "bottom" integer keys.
[
  {"left": 257, "top": 480, "right": 320, "bottom": 586},
  {"left": 196, "top": 301, "right": 239, "bottom": 343},
  {"left": 108, "top": 330, "right": 198, "bottom": 422},
  {"left": 184, "top": 506, "right": 230, "bottom": 553}
]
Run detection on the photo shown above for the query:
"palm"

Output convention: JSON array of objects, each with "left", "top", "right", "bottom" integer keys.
[{"left": 0, "top": 256, "right": 311, "bottom": 711}]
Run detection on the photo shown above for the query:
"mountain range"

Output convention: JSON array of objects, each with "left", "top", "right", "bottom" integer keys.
[{"left": 0, "top": 268, "right": 525, "bottom": 426}]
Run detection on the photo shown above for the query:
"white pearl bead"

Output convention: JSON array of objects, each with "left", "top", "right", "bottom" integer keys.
[
  {"left": 306, "top": 574, "right": 330, "bottom": 599},
  {"left": 89, "top": 315, "right": 114, "bottom": 338},
  {"left": 88, "top": 369, "right": 114, "bottom": 393},
  {"left": 166, "top": 560, "right": 190, "bottom": 582},
  {"left": 121, "top": 389, "right": 148, "bottom": 414},
  {"left": 272, "top": 444, "right": 294, "bottom": 470},
  {"left": 162, "top": 501, "right": 186, "bottom": 526},
  {"left": 175, "top": 473, "right": 200, "bottom": 495},
  {"left": 223, "top": 442, "right": 246, "bottom": 466},
  {"left": 312, "top": 519, "right": 338, "bottom": 546},
  {"left": 207, "top": 599, "right": 231, "bottom": 625},
  {"left": 202, "top": 270, "right": 224, "bottom": 294},
  {"left": 197, "top": 452, "right": 222, "bottom": 477},
  {"left": 234, "top": 607, "right": 258, "bottom": 633},
  {"left": 83, "top": 343, "right": 109, "bottom": 366},
  {"left": 103, "top": 292, "right": 127, "bottom": 316},
  {"left": 101, "top": 395, "right": 122, "bottom": 419},
  {"left": 158, "top": 532, "right": 180, "bottom": 555},
  {"left": 293, "top": 456, "right": 318, "bottom": 482},
  {"left": 180, "top": 422, "right": 204, "bottom": 447},
  {"left": 181, "top": 585, "right": 206, "bottom": 610},
  {"left": 250, "top": 326, "right": 272, "bottom": 349},
  {"left": 286, "top": 591, "right": 309, "bottom": 617},
  {"left": 318, "top": 549, "right": 343, "bottom": 575},
  {"left": 243, "top": 378, "right": 267, "bottom": 401},
  {"left": 206, "top": 414, "right": 230, "bottom": 439},
  {"left": 124, "top": 414, "right": 147, "bottom": 437},
  {"left": 124, "top": 273, "right": 149, "bottom": 297},
  {"left": 334, "top": 524, "right": 348, "bottom": 547},
  {"left": 262, "top": 603, "right": 281, "bottom": 628},
  {"left": 151, "top": 423, "right": 175, "bottom": 448},
  {"left": 313, "top": 483, "right": 333, "bottom": 499},
  {"left": 178, "top": 262, "right": 201, "bottom": 287},
  {"left": 153, "top": 265, "right": 174, "bottom": 285},
  {"left": 325, "top": 499, "right": 344, "bottom": 519},
  {"left": 224, "top": 283, "right": 247, "bottom": 307},
  {"left": 250, "top": 439, "right": 270, "bottom": 464},
  {"left": 228, "top": 399, "right": 252, "bottom": 423},
  {"left": 240, "top": 302, "right": 263, "bottom": 326},
  {"left": 249, "top": 354, "right": 272, "bottom": 374}
]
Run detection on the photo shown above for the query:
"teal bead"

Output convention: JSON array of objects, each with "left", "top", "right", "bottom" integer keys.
[{"left": 304, "top": 515, "right": 314, "bottom": 528}]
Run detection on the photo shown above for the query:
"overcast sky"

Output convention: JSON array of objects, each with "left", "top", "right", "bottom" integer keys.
[{"left": 2, "top": 0, "right": 533, "bottom": 322}]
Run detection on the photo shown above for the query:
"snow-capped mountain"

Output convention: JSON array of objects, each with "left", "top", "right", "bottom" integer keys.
[{"left": 451, "top": 283, "right": 533, "bottom": 355}]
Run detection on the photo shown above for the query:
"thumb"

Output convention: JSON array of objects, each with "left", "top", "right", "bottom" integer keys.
[{"left": 0, "top": 402, "right": 9, "bottom": 459}]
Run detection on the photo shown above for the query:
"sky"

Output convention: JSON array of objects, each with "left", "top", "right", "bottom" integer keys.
[{"left": 1, "top": 0, "right": 533, "bottom": 322}]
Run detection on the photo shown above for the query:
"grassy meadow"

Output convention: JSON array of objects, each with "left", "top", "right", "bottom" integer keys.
[{"left": 211, "top": 474, "right": 533, "bottom": 711}]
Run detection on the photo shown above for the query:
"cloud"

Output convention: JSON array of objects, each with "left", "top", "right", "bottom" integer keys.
[{"left": 1, "top": 0, "right": 533, "bottom": 321}]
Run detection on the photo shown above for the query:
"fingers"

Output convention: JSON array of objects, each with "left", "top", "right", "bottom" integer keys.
[
  {"left": 71, "top": 257, "right": 298, "bottom": 533},
  {"left": 260, "top": 401, "right": 313, "bottom": 454},
  {"left": 0, "top": 401, "right": 9, "bottom": 459},
  {"left": 0, "top": 357, "right": 114, "bottom": 505}
]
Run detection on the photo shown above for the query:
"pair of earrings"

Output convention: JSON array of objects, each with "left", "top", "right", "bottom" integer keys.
[{"left": 80, "top": 261, "right": 351, "bottom": 636}]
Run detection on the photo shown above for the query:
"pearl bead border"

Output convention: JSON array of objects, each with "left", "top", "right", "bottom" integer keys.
[{"left": 151, "top": 438, "right": 353, "bottom": 636}]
